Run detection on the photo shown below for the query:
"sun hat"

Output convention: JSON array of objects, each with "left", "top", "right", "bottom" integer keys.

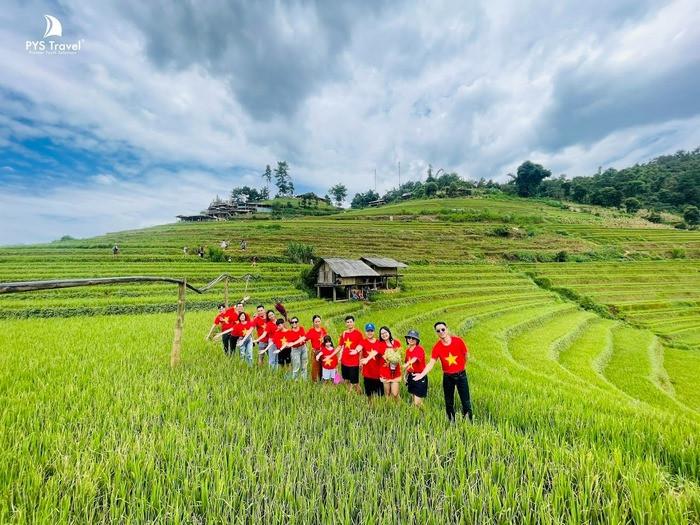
[
  {"left": 405, "top": 329, "right": 420, "bottom": 342},
  {"left": 364, "top": 322, "right": 376, "bottom": 331}
]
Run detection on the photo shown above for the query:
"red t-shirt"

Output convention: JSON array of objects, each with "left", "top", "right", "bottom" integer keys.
[
  {"left": 253, "top": 315, "right": 266, "bottom": 336},
  {"left": 288, "top": 326, "right": 306, "bottom": 348},
  {"left": 431, "top": 336, "right": 468, "bottom": 374},
  {"left": 261, "top": 320, "right": 277, "bottom": 344},
  {"left": 405, "top": 344, "right": 426, "bottom": 374},
  {"left": 361, "top": 338, "right": 383, "bottom": 379},
  {"left": 320, "top": 345, "right": 338, "bottom": 370},
  {"left": 306, "top": 327, "right": 328, "bottom": 351},
  {"left": 339, "top": 329, "right": 364, "bottom": 367},
  {"left": 272, "top": 329, "right": 290, "bottom": 350},
  {"left": 379, "top": 339, "right": 402, "bottom": 380},
  {"left": 214, "top": 308, "right": 236, "bottom": 332},
  {"left": 232, "top": 320, "right": 254, "bottom": 338}
]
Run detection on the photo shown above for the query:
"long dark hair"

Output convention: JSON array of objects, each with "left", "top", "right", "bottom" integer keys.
[{"left": 379, "top": 326, "right": 393, "bottom": 344}]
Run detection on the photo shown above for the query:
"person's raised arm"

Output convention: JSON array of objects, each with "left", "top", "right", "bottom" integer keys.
[
  {"left": 213, "top": 327, "right": 233, "bottom": 339},
  {"left": 360, "top": 350, "right": 378, "bottom": 366},
  {"left": 253, "top": 329, "right": 267, "bottom": 344},
  {"left": 412, "top": 358, "right": 436, "bottom": 381},
  {"left": 402, "top": 356, "right": 417, "bottom": 371},
  {"left": 205, "top": 324, "right": 218, "bottom": 341}
]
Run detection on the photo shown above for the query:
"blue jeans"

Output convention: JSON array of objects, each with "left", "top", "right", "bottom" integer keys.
[
  {"left": 239, "top": 336, "right": 253, "bottom": 365},
  {"left": 267, "top": 342, "right": 278, "bottom": 368},
  {"left": 258, "top": 341, "right": 268, "bottom": 364},
  {"left": 291, "top": 346, "right": 307, "bottom": 380}
]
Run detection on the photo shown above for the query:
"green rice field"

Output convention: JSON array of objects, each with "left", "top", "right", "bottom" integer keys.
[{"left": 1, "top": 196, "right": 699, "bottom": 523}]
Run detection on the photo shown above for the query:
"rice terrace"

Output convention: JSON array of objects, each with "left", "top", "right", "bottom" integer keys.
[
  {"left": 3, "top": 1, "right": 700, "bottom": 524},
  {"left": 1, "top": 190, "right": 699, "bottom": 523}
]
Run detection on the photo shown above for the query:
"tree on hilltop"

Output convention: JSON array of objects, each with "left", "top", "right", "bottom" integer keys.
[
  {"left": 329, "top": 184, "right": 348, "bottom": 207},
  {"left": 510, "top": 161, "right": 552, "bottom": 197}
]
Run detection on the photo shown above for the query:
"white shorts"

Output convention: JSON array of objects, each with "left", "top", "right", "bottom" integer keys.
[{"left": 322, "top": 368, "right": 336, "bottom": 381}]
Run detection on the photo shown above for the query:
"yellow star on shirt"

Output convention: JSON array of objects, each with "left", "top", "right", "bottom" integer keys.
[
  {"left": 344, "top": 339, "right": 352, "bottom": 349},
  {"left": 324, "top": 357, "right": 332, "bottom": 366},
  {"left": 445, "top": 353, "right": 458, "bottom": 366},
  {"left": 281, "top": 337, "right": 287, "bottom": 346},
  {"left": 221, "top": 316, "right": 229, "bottom": 324}
]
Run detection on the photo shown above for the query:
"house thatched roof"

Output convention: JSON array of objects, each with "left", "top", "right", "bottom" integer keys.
[
  {"left": 360, "top": 256, "right": 408, "bottom": 269},
  {"left": 316, "top": 258, "right": 380, "bottom": 277}
]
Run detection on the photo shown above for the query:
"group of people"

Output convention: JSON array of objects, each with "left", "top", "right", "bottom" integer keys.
[{"left": 205, "top": 300, "right": 473, "bottom": 422}]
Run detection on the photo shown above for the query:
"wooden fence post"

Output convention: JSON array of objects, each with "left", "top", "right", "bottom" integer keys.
[
  {"left": 224, "top": 277, "right": 229, "bottom": 307},
  {"left": 171, "top": 280, "right": 186, "bottom": 368}
]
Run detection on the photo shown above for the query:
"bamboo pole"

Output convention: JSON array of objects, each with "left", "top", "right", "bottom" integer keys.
[
  {"left": 224, "top": 277, "right": 229, "bottom": 307},
  {"left": 171, "top": 281, "right": 186, "bottom": 368}
]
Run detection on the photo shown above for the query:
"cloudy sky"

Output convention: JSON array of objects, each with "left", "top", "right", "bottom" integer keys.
[{"left": 1, "top": 0, "right": 699, "bottom": 245}]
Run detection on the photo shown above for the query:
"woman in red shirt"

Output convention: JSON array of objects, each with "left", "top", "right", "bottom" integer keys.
[
  {"left": 402, "top": 329, "right": 427, "bottom": 406},
  {"left": 378, "top": 326, "right": 402, "bottom": 400},
  {"left": 306, "top": 314, "right": 327, "bottom": 382},
  {"left": 232, "top": 311, "right": 254, "bottom": 364}
]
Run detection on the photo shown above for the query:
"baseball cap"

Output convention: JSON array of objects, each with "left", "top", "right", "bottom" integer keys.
[{"left": 365, "top": 322, "right": 376, "bottom": 331}]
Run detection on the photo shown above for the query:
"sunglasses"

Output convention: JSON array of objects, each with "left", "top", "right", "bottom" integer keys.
[
  {"left": 291, "top": 320, "right": 298, "bottom": 324},
  {"left": 435, "top": 327, "right": 447, "bottom": 333}
]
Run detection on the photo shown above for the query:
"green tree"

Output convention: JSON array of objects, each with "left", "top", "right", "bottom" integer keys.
[
  {"left": 511, "top": 161, "right": 552, "bottom": 197},
  {"left": 329, "top": 184, "right": 348, "bottom": 206},
  {"left": 274, "top": 161, "right": 293, "bottom": 197},
  {"left": 623, "top": 197, "right": 641, "bottom": 214},
  {"left": 683, "top": 205, "right": 700, "bottom": 225},
  {"left": 424, "top": 182, "right": 438, "bottom": 197},
  {"left": 592, "top": 187, "right": 623, "bottom": 207},
  {"left": 262, "top": 165, "right": 272, "bottom": 195},
  {"left": 351, "top": 190, "right": 380, "bottom": 209}
]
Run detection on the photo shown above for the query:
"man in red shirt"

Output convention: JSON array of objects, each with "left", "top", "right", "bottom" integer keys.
[
  {"left": 338, "top": 315, "right": 364, "bottom": 393},
  {"left": 413, "top": 321, "right": 472, "bottom": 422},
  {"left": 253, "top": 305, "right": 267, "bottom": 365},
  {"left": 288, "top": 316, "right": 307, "bottom": 380},
  {"left": 205, "top": 303, "right": 237, "bottom": 355},
  {"left": 359, "top": 323, "right": 384, "bottom": 398}
]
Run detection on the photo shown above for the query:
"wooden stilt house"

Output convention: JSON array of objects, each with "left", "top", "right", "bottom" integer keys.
[
  {"left": 360, "top": 256, "right": 408, "bottom": 289},
  {"left": 313, "top": 258, "right": 381, "bottom": 301}
]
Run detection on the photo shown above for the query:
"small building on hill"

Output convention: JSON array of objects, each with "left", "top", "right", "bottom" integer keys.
[
  {"left": 313, "top": 258, "right": 381, "bottom": 301},
  {"left": 360, "top": 256, "right": 408, "bottom": 288},
  {"left": 313, "top": 256, "right": 408, "bottom": 301}
]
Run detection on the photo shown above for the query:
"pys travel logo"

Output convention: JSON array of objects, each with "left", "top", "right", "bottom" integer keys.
[{"left": 26, "top": 14, "right": 83, "bottom": 55}]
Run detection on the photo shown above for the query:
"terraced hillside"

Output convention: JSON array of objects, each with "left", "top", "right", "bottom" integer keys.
[{"left": 1, "top": 196, "right": 699, "bottom": 523}]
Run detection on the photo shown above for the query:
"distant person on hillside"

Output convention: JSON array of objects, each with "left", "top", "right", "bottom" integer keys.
[
  {"left": 183, "top": 246, "right": 188, "bottom": 255},
  {"left": 359, "top": 323, "right": 383, "bottom": 398},
  {"left": 306, "top": 315, "right": 327, "bottom": 382},
  {"left": 338, "top": 315, "right": 364, "bottom": 394},
  {"left": 378, "top": 326, "right": 402, "bottom": 400},
  {"left": 412, "top": 321, "right": 472, "bottom": 422},
  {"left": 288, "top": 316, "right": 308, "bottom": 380},
  {"left": 403, "top": 330, "right": 427, "bottom": 406},
  {"left": 206, "top": 303, "right": 236, "bottom": 355},
  {"left": 251, "top": 256, "right": 257, "bottom": 267},
  {"left": 240, "top": 239, "right": 247, "bottom": 250},
  {"left": 197, "top": 246, "right": 205, "bottom": 258},
  {"left": 317, "top": 335, "right": 340, "bottom": 383},
  {"left": 112, "top": 244, "right": 120, "bottom": 256},
  {"left": 220, "top": 240, "right": 229, "bottom": 249}
]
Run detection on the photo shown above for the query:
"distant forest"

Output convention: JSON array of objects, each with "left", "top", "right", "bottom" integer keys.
[{"left": 352, "top": 149, "right": 700, "bottom": 224}]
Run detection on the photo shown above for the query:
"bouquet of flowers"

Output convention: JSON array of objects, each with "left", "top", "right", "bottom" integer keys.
[{"left": 384, "top": 347, "right": 402, "bottom": 371}]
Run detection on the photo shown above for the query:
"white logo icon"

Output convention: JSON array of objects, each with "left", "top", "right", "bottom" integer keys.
[{"left": 43, "top": 15, "right": 62, "bottom": 39}]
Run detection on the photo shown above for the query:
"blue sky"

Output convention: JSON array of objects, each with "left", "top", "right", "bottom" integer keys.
[{"left": 1, "top": 0, "right": 699, "bottom": 245}]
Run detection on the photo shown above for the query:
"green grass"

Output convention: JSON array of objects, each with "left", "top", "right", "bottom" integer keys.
[{"left": 1, "top": 195, "right": 700, "bottom": 523}]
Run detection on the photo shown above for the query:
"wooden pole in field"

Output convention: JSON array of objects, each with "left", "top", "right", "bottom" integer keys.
[
  {"left": 224, "top": 277, "right": 229, "bottom": 307},
  {"left": 171, "top": 280, "right": 186, "bottom": 368}
]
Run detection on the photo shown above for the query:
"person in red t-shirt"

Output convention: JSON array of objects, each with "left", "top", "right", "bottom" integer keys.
[
  {"left": 231, "top": 311, "right": 254, "bottom": 364},
  {"left": 252, "top": 305, "right": 268, "bottom": 365},
  {"left": 359, "top": 323, "right": 384, "bottom": 398},
  {"left": 402, "top": 329, "right": 427, "bottom": 406},
  {"left": 258, "top": 310, "right": 278, "bottom": 368},
  {"left": 306, "top": 315, "right": 327, "bottom": 382},
  {"left": 338, "top": 315, "right": 364, "bottom": 393},
  {"left": 413, "top": 321, "right": 472, "bottom": 422},
  {"left": 378, "top": 327, "right": 402, "bottom": 400},
  {"left": 271, "top": 319, "right": 292, "bottom": 368},
  {"left": 317, "top": 335, "right": 340, "bottom": 383},
  {"left": 206, "top": 303, "right": 237, "bottom": 355},
  {"left": 288, "top": 316, "right": 307, "bottom": 380}
]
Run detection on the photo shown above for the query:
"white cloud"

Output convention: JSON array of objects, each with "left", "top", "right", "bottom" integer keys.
[{"left": 0, "top": 0, "right": 699, "bottom": 243}]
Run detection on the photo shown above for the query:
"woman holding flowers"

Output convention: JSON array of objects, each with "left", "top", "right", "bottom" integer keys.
[{"left": 378, "top": 326, "right": 402, "bottom": 399}]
